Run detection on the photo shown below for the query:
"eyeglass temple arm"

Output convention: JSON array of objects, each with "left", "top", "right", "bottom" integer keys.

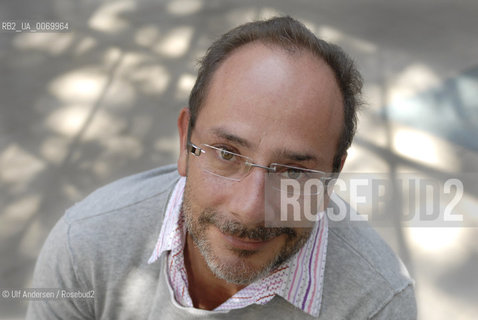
[
  {"left": 188, "top": 142, "right": 204, "bottom": 156},
  {"left": 245, "top": 161, "right": 277, "bottom": 173}
]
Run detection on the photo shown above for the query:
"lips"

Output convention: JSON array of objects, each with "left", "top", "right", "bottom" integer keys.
[{"left": 222, "top": 232, "right": 274, "bottom": 251}]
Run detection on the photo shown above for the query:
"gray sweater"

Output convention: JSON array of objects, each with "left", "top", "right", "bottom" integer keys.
[{"left": 27, "top": 164, "right": 416, "bottom": 319}]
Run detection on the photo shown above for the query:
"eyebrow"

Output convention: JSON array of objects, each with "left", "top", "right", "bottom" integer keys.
[
  {"left": 210, "top": 126, "right": 322, "bottom": 164},
  {"left": 210, "top": 127, "right": 252, "bottom": 148},
  {"left": 274, "top": 149, "right": 319, "bottom": 164}
]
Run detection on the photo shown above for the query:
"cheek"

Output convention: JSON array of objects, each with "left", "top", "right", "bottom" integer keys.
[{"left": 185, "top": 169, "right": 234, "bottom": 212}]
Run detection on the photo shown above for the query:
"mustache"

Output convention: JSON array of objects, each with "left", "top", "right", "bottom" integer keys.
[{"left": 198, "top": 210, "right": 297, "bottom": 241}]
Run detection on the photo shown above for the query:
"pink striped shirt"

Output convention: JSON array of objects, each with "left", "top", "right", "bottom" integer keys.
[{"left": 148, "top": 177, "right": 328, "bottom": 317}]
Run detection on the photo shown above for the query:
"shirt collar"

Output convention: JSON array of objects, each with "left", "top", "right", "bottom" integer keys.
[
  {"left": 148, "top": 177, "right": 328, "bottom": 317},
  {"left": 148, "top": 176, "right": 186, "bottom": 263}
]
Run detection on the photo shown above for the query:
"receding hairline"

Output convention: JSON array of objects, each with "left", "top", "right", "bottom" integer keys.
[{"left": 200, "top": 39, "right": 343, "bottom": 110}]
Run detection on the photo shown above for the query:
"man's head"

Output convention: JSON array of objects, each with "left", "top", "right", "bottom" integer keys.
[
  {"left": 188, "top": 16, "right": 362, "bottom": 172},
  {"left": 177, "top": 16, "right": 362, "bottom": 285}
]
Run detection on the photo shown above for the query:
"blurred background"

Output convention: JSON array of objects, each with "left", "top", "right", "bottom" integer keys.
[{"left": 1, "top": 0, "right": 477, "bottom": 319}]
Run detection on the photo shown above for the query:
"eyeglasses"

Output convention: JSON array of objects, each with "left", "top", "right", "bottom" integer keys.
[{"left": 188, "top": 142, "right": 334, "bottom": 195}]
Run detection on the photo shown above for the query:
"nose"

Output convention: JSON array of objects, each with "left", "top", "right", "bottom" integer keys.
[{"left": 228, "top": 166, "right": 267, "bottom": 226}]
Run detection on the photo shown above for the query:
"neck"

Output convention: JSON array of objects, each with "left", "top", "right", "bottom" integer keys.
[{"left": 183, "top": 232, "right": 246, "bottom": 310}]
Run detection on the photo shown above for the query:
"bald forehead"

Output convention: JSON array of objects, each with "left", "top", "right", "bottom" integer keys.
[{"left": 206, "top": 41, "right": 344, "bottom": 126}]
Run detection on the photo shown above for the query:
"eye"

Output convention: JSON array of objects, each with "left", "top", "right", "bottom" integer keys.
[
  {"left": 219, "top": 149, "right": 235, "bottom": 161},
  {"left": 284, "top": 168, "right": 304, "bottom": 179}
]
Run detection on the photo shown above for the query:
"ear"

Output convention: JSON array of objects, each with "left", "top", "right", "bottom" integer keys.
[{"left": 177, "top": 108, "right": 190, "bottom": 177}]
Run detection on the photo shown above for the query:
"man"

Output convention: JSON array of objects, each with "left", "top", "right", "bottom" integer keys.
[{"left": 27, "top": 16, "right": 416, "bottom": 319}]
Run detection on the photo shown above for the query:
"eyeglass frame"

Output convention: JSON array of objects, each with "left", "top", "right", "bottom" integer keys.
[{"left": 187, "top": 141, "right": 335, "bottom": 184}]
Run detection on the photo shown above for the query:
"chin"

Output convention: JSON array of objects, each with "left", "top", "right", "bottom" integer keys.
[
  {"left": 202, "top": 232, "right": 284, "bottom": 285},
  {"left": 207, "top": 250, "right": 275, "bottom": 285}
]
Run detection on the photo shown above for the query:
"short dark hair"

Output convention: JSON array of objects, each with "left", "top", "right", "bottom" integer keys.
[{"left": 188, "top": 16, "right": 363, "bottom": 172}]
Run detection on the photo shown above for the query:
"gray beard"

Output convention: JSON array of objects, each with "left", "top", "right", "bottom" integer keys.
[{"left": 182, "top": 182, "right": 312, "bottom": 285}]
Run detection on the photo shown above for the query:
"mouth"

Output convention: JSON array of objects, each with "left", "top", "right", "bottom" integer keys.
[{"left": 221, "top": 231, "right": 276, "bottom": 251}]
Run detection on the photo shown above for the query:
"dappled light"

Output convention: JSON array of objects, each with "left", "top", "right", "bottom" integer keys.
[
  {"left": 88, "top": 0, "right": 136, "bottom": 33},
  {"left": 13, "top": 32, "right": 74, "bottom": 56},
  {"left": 175, "top": 73, "right": 196, "bottom": 100},
  {"left": 127, "top": 61, "right": 170, "bottom": 95},
  {"left": 46, "top": 105, "right": 92, "bottom": 136},
  {"left": 407, "top": 227, "right": 464, "bottom": 255},
  {"left": 0, "top": 144, "right": 46, "bottom": 186},
  {"left": 167, "top": 0, "right": 203, "bottom": 16},
  {"left": 1, "top": 195, "right": 41, "bottom": 239},
  {"left": 45, "top": 105, "right": 124, "bottom": 140},
  {"left": 135, "top": 25, "right": 161, "bottom": 47},
  {"left": 388, "top": 64, "right": 440, "bottom": 103},
  {"left": 48, "top": 68, "right": 108, "bottom": 102},
  {"left": 73, "top": 36, "right": 98, "bottom": 56},
  {"left": 40, "top": 136, "right": 70, "bottom": 164},
  {"left": 1, "top": 1, "right": 478, "bottom": 319},
  {"left": 154, "top": 26, "right": 194, "bottom": 58},
  {"left": 393, "top": 128, "right": 442, "bottom": 168}
]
